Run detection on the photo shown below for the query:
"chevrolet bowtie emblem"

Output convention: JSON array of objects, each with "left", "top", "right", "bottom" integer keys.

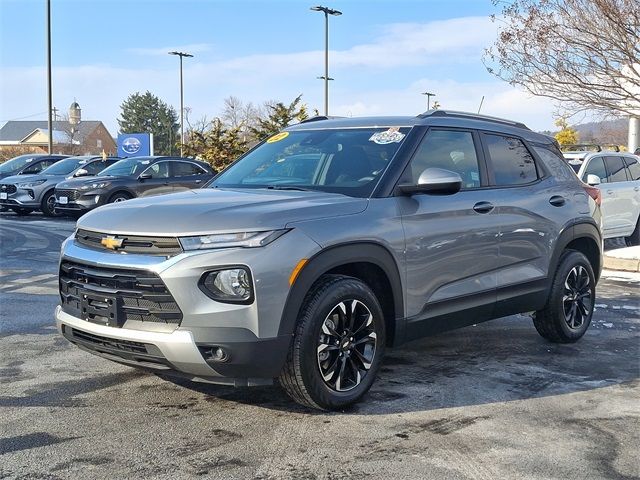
[{"left": 101, "top": 235, "right": 124, "bottom": 250}]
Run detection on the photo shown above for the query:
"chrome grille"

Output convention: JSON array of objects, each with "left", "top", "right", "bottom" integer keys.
[{"left": 75, "top": 229, "right": 183, "bottom": 256}]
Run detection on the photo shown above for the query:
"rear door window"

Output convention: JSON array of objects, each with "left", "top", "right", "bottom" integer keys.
[
  {"left": 604, "top": 156, "right": 629, "bottom": 182},
  {"left": 171, "top": 161, "right": 206, "bottom": 177},
  {"left": 483, "top": 134, "right": 538, "bottom": 186},
  {"left": 582, "top": 156, "right": 608, "bottom": 183}
]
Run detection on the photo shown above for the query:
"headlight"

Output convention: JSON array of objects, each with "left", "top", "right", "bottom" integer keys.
[
  {"left": 179, "top": 229, "right": 288, "bottom": 251},
  {"left": 79, "top": 181, "right": 111, "bottom": 190},
  {"left": 17, "top": 179, "right": 46, "bottom": 188},
  {"left": 199, "top": 268, "right": 253, "bottom": 304}
]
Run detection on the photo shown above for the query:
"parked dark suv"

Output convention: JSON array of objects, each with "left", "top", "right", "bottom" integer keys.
[
  {"left": 54, "top": 156, "right": 215, "bottom": 216},
  {"left": 56, "top": 111, "right": 602, "bottom": 410}
]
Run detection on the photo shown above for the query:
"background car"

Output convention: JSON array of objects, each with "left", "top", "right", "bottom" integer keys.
[
  {"left": 0, "top": 153, "right": 68, "bottom": 180},
  {"left": 54, "top": 156, "right": 215, "bottom": 216},
  {"left": 568, "top": 151, "right": 640, "bottom": 245},
  {"left": 0, "top": 155, "right": 120, "bottom": 216}
]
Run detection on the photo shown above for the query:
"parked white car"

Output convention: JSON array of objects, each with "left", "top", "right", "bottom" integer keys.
[{"left": 565, "top": 152, "right": 640, "bottom": 246}]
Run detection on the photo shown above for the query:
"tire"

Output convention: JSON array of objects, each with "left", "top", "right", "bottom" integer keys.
[
  {"left": 278, "top": 274, "right": 386, "bottom": 410},
  {"left": 40, "top": 190, "right": 58, "bottom": 217},
  {"left": 11, "top": 207, "right": 31, "bottom": 216},
  {"left": 533, "top": 250, "right": 595, "bottom": 343},
  {"left": 108, "top": 192, "right": 132, "bottom": 204},
  {"left": 624, "top": 218, "right": 640, "bottom": 247}
]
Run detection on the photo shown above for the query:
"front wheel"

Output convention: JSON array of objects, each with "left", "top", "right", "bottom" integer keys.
[
  {"left": 533, "top": 250, "right": 595, "bottom": 343},
  {"left": 278, "top": 274, "right": 386, "bottom": 410},
  {"left": 40, "top": 190, "right": 58, "bottom": 217},
  {"left": 108, "top": 192, "right": 132, "bottom": 204}
]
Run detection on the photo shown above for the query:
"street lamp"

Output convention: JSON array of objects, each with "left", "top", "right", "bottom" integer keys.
[
  {"left": 311, "top": 5, "right": 342, "bottom": 116},
  {"left": 168, "top": 51, "right": 193, "bottom": 156},
  {"left": 421, "top": 91, "right": 436, "bottom": 111},
  {"left": 46, "top": 0, "right": 53, "bottom": 154}
]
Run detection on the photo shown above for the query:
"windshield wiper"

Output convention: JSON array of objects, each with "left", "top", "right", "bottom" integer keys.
[{"left": 265, "top": 185, "right": 311, "bottom": 192}]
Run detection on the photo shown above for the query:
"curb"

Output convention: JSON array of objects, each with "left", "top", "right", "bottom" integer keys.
[{"left": 603, "top": 255, "right": 640, "bottom": 272}]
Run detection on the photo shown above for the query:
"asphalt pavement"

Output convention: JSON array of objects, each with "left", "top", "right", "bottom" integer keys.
[{"left": 0, "top": 212, "right": 638, "bottom": 480}]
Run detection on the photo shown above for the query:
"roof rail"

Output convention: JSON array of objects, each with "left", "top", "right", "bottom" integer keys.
[
  {"left": 299, "top": 115, "right": 344, "bottom": 124},
  {"left": 417, "top": 110, "right": 530, "bottom": 131}
]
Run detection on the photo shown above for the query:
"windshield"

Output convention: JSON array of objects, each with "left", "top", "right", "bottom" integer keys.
[
  {"left": 210, "top": 127, "right": 411, "bottom": 197},
  {"left": 0, "top": 155, "right": 44, "bottom": 174},
  {"left": 98, "top": 157, "right": 152, "bottom": 177},
  {"left": 41, "top": 156, "right": 93, "bottom": 175}
]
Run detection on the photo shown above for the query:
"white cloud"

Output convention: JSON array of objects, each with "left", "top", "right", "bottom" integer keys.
[{"left": 1, "top": 16, "right": 557, "bottom": 136}]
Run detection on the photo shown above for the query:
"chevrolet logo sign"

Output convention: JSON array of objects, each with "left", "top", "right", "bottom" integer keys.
[{"left": 101, "top": 235, "right": 124, "bottom": 250}]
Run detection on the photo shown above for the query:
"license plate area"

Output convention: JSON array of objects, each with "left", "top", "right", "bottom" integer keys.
[{"left": 80, "top": 292, "right": 121, "bottom": 327}]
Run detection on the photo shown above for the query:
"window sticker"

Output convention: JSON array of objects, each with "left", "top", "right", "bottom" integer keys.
[
  {"left": 470, "top": 171, "right": 480, "bottom": 182},
  {"left": 369, "top": 127, "right": 405, "bottom": 145},
  {"left": 141, "top": 160, "right": 150, "bottom": 165},
  {"left": 267, "top": 132, "right": 290, "bottom": 143}
]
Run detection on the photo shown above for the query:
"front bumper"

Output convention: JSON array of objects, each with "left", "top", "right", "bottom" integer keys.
[
  {"left": 0, "top": 188, "right": 40, "bottom": 209},
  {"left": 56, "top": 228, "right": 321, "bottom": 384},
  {"left": 55, "top": 189, "right": 104, "bottom": 212}
]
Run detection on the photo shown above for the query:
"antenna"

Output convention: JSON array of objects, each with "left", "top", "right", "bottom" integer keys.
[{"left": 477, "top": 96, "right": 485, "bottom": 114}]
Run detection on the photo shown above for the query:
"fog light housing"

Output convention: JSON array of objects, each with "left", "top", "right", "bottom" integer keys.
[
  {"left": 26, "top": 189, "right": 35, "bottom": 199},
  {"left": 199, "top": 267, "right": 253, "bottom": 304},
  {"left": 94, "top": 195, "right": 100, "bottom": 203}
]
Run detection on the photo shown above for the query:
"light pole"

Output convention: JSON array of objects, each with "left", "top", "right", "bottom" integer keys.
[
  {"left": 168, "top": 51, "right": 193, "bottom": 156},
  {"left": 311, "top": 5, "right": 341, "bottom": 116},
  {"left": 421, "top": 92, "right": 436, "bottom": 111},
  {"left": 46, "top": 0, "right": 53, "bottom": 154}
]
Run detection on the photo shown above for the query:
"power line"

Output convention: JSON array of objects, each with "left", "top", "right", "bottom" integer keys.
[{"left": 0, "top": 111, "right": 49, "bottom": 122}]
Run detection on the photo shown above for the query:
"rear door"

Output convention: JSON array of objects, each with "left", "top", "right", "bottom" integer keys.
[
  {"left": 397, "top": 128, "right": 499, "bottom": 336},
  {"left": 480, "top": 132, "right": 566, "bottom": 312},
  {"left": 602, "top": 156, "right": 633, "bottom": 236},
  {"left": 135, "top": 161, "right": 174, "bottom": 197},
  {"left": 169, "top": 161, "right": 210, "bottom": 191}
]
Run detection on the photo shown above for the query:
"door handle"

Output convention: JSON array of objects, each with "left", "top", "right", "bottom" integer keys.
[
  {"left": 634, "top": 186, "right": 639, "bottom": 192},
  {"left": 606, "top": 190, "right": 614, "bottom": 195},
  {"left": 195, "top": 179, "right": 202, "bottom": 184},
  {"left": 549, "top": 195, "right": 566, "bottom": 207},
  {"left": 473, "top": 201, "right": 494, "bottom": 214}
]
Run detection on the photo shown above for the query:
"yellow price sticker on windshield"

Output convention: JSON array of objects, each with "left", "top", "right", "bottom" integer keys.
[{"left": 267, "top": 131, "right": 290, "bottom": 143}]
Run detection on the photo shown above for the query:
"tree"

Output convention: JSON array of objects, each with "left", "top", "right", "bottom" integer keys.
[
  {"left": 182, "top": 118, "right": 248, "bottom": 171},
  {"left": 118, "top": 91, "right": 179, "bottom": 155},
  {"left": 554, "top": 118, "right": 579, "bottom": 145},
  {"left": 484, "top": 0, "right": 640, "bottom": 116},
  {"left": 249, "top": 95, "right": 309, "bottom": 140}
]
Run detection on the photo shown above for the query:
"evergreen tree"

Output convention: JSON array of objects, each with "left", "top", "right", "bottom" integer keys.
[
  {"left": 118, "top": 91, "right": 179, "bottom": 155},
  {"left": 182, "top": 118, "right": 248, "bottom": 171},
  {"left": 249, "top": 95, "right": 309, "bottom": 141}
]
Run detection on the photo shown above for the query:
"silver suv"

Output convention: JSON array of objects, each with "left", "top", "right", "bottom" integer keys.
[{"left": 56, "top": 111, "right": 603, "bottom": 410}]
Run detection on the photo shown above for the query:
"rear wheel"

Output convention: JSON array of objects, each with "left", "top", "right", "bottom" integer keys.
[
  {"left": 11, "top": 207, "right": 31, "bottom": 216},
  {"left": 108, "top": 192, "right": 132, "bottom": 204},
  {"left": 40, "top": 190, "right": 57, "bottom": 217},
  {"left": 533, "top": 250, "right": 595, "bottom": 343},
  {"left": 278, "top": 274, "right": 386, "bottom": 410},
  {"left": 625, "top": 218, "right": 640, "bottom": 247}
]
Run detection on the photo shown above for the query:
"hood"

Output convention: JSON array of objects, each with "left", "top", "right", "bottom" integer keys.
[
  {"left": 79, "top": 188, "right": 368, "bottom": 236},
  {"left": 0, "top": 174, "right": 40, "bottom": 184},
  {"left": 56, "top": 175, "right": 104, "bottom": 189}
]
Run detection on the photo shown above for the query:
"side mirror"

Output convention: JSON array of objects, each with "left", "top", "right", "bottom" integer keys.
[
  {"left": 398, "top": 168, "right": 462, "bottom": 195},
  {"left": 74, "top": 168, "right": 89, "bottom": 177},
  {"left": 138, "top": 173, "right": 152, "bottom": 181},
  {"left": 585, "top": 174, "right": 601, "bottom": 186}
]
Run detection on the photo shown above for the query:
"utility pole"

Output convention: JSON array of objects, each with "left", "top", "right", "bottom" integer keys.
[
  {"left": 421, "top": 92, "right": 436, "bottom": 111},
  {"left": 168, "top": 51, "right": 193, "bottom": 156},
  {"left": 46, "top": 0, "right": 53, "bottom": 154},
  {"left": 311, "top": 6, "right": 342, "bottom": 116}
]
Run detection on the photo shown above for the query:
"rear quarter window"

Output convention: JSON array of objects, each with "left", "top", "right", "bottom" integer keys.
[
  {"left": 532, "top": 145, "right": 576, "bottom": 181},
  {"left": 624, "top": 157, "right": 640, "bottom": 180}
]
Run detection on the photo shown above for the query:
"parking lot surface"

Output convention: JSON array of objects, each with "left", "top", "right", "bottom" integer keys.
[{"left": 1, "top": 212, "right": 638, "bottom": 480}]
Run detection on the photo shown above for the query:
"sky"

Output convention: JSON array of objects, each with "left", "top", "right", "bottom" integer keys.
[{"left": 0, "top": 0, "right": 559, "bottom": 136}]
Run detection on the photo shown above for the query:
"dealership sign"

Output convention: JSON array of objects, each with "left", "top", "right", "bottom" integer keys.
[{"left": 117, "top": 133, "right": 153, "bottom": 157}]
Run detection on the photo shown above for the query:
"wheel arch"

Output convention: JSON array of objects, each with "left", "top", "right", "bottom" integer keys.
[
  {"left": 278, "top": 242, "right": 405, "bottom": 347},
  {"left": 550, "top": 220, "right": 602, "bottom": 286},
  {"left": 107, "top": 189, "right": 135, "bottom": 202}
]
